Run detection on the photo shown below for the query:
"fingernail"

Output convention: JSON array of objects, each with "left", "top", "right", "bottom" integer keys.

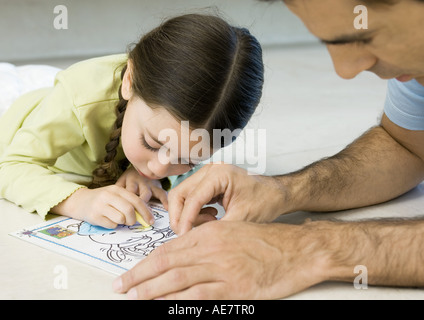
[
  {"left": 127, "top": 288, "right": 138, "bottom": 300},
  {"left": 112, "top": 277, "right": 122, "bottom": 293}
]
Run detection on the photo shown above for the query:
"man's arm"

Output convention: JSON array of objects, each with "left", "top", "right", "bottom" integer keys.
[
  {"left": 324, "top": 217, "right": 424, "bottom": 288},
  {"left": 115, "top": 114, "right": 424, "bottom": 299},
  {"left": 280, "top": 114, "right": 424, "bottom": 213},
  {"left": 114, "top": 217, "right": 424, "bottom": 300},
  {"left": 169, "top": 113, "right": 424, "bottom": 234}
]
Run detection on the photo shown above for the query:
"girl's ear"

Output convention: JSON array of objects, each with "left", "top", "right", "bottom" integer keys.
[{"left": 121, "top": 60, "right": 133, "bottom": 101}]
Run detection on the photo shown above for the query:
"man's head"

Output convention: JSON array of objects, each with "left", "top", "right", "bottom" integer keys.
[{"left": 261, "top": 0, "right": 424, "bottom": 85}]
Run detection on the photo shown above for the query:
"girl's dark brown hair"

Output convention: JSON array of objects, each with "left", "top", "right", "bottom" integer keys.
[{"left": 91, "top": 13, "right": 264, "bottom": 188}]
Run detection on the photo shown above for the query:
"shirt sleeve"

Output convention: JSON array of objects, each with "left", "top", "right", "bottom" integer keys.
[
  {"left": 384, "top": 79, "right": 424, "bottom": 130},
  {"left": 0, "top": 79, "right": 87, "bottom": 219}
]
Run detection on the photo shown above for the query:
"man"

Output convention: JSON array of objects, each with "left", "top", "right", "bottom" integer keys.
[{"left": 113, "top": 0, "right": 424, "bottom": 299}]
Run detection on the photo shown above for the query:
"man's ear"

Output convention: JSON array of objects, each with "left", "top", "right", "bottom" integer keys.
[{"left": 121, "top": 59, "right": 133, "bottom": 101}]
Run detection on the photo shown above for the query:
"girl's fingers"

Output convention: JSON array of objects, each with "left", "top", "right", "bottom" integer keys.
[
  {"left": 193, "top": 213, "right": 218, "bottom": 228},
  {"left": 135, "top": 202, "right": 155, "bottom": 226},
  {"left": 191, "top": 207, "right": 219, "bottom": 227},
  {"left": 138, "top": 184, "right": 153, "bottom": 202},
  {"left": 134, "top": 182, "right": 168, "bottom": 224},
  {"left": 115, "top": 179, "right": 125, "bottom": 188},
  {"left": 98, "top": 205, "right": 125, "bottom": 229},
  {"left": 105, "top": 186, "right": 144, "bottom": 226},
  {"left": 125, "top": 181, "right": 139, "bottom": 195},
  {"left": 129, "top": 186, "right": 155, "bottom": 225},
  {"left": 151, "top": 186, "right": 169, "bottom": 210},
  {"left": 102, "top": 184, "right": 170, "bottom": 227}
]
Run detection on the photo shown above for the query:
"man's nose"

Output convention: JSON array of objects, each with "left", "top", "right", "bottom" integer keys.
[{"left": 327, "top": 45, "right": 377, "bottom": 79}]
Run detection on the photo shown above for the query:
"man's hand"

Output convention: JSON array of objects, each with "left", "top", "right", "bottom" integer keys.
[
  {"left": 113, "top": 216, "right": 424, "bottom": 300},
  {"left": 168, "top": 163, "right": 289, "bottom": 235},
  {"left": 112, "top": 220, "right": 331, "bottom": 300}
]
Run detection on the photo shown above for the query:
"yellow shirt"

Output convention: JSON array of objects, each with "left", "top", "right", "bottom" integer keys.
[{"left": 0, "top": 54, "right": 128, "bottom": 219}]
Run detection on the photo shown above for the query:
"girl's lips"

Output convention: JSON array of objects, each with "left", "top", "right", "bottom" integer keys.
[
  {"left": 135, "top": 167, "right": 157, "bottom": 180},
  {"left": 135, "top": 167, "right": 147, "bottom": 178}
]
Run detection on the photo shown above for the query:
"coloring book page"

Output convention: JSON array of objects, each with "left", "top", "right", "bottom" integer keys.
[{"left": 9, "top": 202, "right": 176, "bottom": 275}]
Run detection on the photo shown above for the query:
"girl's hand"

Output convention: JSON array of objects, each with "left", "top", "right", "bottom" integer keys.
[
  {"left": 51, "top": 167, "right": 168, "bottom": 229},
  {"left": 115, "top": 166, "right": 168, "bottom": 209},
  {"left": 52, "top": 185, "right": 156, "bottom": 229}
]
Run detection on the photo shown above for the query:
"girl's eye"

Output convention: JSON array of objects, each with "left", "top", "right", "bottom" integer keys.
[
  {"left": 141, "top": 134, "right": 198, "bottom": 167},
  {"left": 140, "top": 135, "right": 160, "bottom": 152}
]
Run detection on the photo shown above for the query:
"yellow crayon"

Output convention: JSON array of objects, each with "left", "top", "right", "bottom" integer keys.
[{"left": 135, "top": 210, "right": 151, "bottom": 228}]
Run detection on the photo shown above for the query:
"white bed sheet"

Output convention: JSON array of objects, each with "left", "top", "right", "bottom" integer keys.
[{"left": 0, "top": 63, "right": 60, "bottom": 116}]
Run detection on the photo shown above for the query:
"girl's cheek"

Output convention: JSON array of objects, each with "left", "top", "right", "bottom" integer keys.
[
  {"left": 133, "top": 148, "right": 149, "bottom": 164},
  {"left": 123, "top": 140, "right": 146, "bottom": 165}
]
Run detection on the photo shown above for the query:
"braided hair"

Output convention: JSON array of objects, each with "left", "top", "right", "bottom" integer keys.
[{"left": 90, "top": 66, "right": 130, "bottom": 188}]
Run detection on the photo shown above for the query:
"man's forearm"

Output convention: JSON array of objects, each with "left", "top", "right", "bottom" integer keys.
[
  {"left": 277, "top": 125, "right": 424, "bottom": 213},
  {"left": 309, "top": 218, "right": 424, "bottom": 287}
]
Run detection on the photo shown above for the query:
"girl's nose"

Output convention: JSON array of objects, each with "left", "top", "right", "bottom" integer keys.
[
  {"left": 327, "top": 45, "right": 377, "bottom": 80},
  {"left": 148, "top": 158, "right": 172, "bottom": 180}
]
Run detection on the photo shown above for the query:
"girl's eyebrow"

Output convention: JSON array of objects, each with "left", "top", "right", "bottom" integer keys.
[{"left": 320, "top": 29, "right": 376, "bottom": 46}]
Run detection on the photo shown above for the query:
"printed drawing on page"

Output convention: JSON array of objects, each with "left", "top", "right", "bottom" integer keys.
[{"left": 10, "top": 202, "right": 176, "bottom": 275}]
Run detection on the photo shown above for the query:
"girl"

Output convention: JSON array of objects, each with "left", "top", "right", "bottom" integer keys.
[{"left": 0, "top": 14, "right": 264, "bottom": 229}]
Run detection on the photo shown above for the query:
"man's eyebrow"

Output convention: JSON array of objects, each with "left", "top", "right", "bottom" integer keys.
[{"left": 319, "top": 30, "right": 376, "bottom": 45}]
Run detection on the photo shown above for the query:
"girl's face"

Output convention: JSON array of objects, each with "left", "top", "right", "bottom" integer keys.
[
  {"left": 120, "top": 64, "right": 214, "bottom": 180},
  {"left": 121, "top": 97, "right": 212, "bottom": 180}
]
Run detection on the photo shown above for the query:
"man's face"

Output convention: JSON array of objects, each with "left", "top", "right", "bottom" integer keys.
[{"left": 286, "top": 0, "right": 424, "bottom": 85}]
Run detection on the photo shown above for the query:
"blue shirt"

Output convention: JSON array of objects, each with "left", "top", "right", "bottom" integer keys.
[{"left": 384, "top": 79, "right": 424, "bottom": 130}]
